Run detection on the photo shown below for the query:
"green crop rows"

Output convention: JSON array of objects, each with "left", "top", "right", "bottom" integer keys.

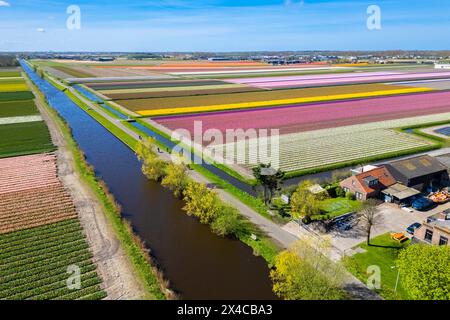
[
  {"left": 0, "top": 219, "right": 106, "bottom": 300},
  {"left": 0, "top": 121, "right": 55, "bottom": 158},
  {"left": 0, "top": 100, "right": 39, "bottom": 118},
  {"left": 0, "top": 91, "right": 35, "bottom": 102}
]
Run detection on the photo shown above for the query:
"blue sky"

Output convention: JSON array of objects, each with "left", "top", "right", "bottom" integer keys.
[{"left": 1, "top": 0, "right": 449, "bottom": 52}]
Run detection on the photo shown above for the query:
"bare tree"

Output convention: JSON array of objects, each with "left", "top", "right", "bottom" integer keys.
[{"left": 358, "top": 199, "right": 382, "bottom": 246}]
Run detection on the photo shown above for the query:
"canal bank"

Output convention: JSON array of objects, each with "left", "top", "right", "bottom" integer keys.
[{"left": 22, "top": 61, "right": 278, "bottom": 299}]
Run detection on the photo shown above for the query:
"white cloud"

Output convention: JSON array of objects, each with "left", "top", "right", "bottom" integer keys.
[
  {"left": 0, "top": 1, "right": 10, "bottom": 7},
  {"left": 36, "top": 28, "right": 46, "bottom": 33}
]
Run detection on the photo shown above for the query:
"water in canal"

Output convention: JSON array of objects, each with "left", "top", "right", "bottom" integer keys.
[{"left": 22, "top": 62, "right": 277, "bottom": 300}]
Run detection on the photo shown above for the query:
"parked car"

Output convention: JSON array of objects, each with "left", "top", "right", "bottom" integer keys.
[
  {"left": 406, "top": 222, "right": 422, "bottom": 235},
  {"left": 412, "top": 197, "right": 435, "bottom": 211}
]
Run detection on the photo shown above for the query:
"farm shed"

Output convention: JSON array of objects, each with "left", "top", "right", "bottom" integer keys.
[
  {"left": 385, "top": 155, "right": 449, "bottom": 192},
  {"left": 382, "top": 183, "right": 421, "bottom": 204}
]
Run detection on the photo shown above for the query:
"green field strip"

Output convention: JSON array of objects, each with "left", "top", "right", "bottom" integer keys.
[
  {"left": 0, "top": 238, "right": 88, "bottom": 265},
  {"left": 0, "top": 241, "right": 89, "bottom": 269},
  {"left": 0, "top": 249, "right": 92, "bottom": 278},
  {"left": 0, "top": 262, "right": 97, "bottom": 298},
  {"left": 0, "top": 78, "right": 24, "bottom": 84},
  {"left": 0, "top": 232, "right": 86, "bottom": 260},
  {"left": 0, "top": 71, "right": 21, "bottom": 78},
  {"left": 1, "top": 253, "right": 93, "bottom": 284},
  {"left": 51, "top": 281, "right": 105, "bottom": 301},
  {"left": 0, "top": 91, "right": 35, "bottom": 102},
  {"left": 0, "top": 219, "right": 80, "bottom": 246},
  {"left": 0, "top": 120, "right": 55, "bottom": 158},
  {"left": 0, "top": 218, "right": 104, "bottom": 300},
  {"left": 9, "top": 271, "right": 101, "bottom": 300},
  {"left": 32, "top": 275, "right": 102, "bottom": 300},
  {"left": 0, "top": 227, "right": 83, "bottom": 253},
  {"left": 0, "top": 100, "right": 39, "bottom": 118}
]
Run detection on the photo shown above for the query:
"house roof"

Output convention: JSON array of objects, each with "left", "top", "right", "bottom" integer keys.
[
  {"left": 345, "top": 166, "right": 396, "bottom": 194},
  {"left": 386, "top": 155, "right": 448, "bottom": 180}
]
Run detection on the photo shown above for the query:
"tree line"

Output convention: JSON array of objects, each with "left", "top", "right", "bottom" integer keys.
[{"left": 0, "top": 56, "right": 19, "bottom": 67}]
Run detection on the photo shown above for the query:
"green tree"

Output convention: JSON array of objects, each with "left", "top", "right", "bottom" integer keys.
[
  {"left": 211, "top": 206, "right": 249, "bottom": 237},
  {"left": 397, "top": 244, "right": 450, "bottom": 300},
  {"left": 136, "top": 138, "right": 167, "bottom": 181},
  {"left": 271, "top": 237, "right": 347, "bottom": 300},
  {"left": 161, "top": 162, "right": 189, "bottom": 198},
  {"left": 290, "top": 181, "right": 322, "bottom": 220},
  {"left": 183, "top": 181, "right": 221, "bottom": 224},
  {"left": 252, "top": 164, "right": 285, "bottom": 205}
]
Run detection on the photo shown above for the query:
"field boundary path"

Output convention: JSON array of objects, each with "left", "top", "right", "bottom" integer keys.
[
  {"left": 54, "top": 74, "right": 381, "bottom": 300},
  {"left": 28, "top": 76, "right": 146, "bottom": 300}
]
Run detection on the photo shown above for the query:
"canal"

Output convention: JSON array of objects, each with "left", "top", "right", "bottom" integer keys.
[{"left": 22, "top": 61, "right": 277, "bottom": 300}]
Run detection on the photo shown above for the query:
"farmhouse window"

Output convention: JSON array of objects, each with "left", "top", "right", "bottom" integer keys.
[
  {"left": 425, "top": 229, "right": 433, "bottom": 243},
  {"left": 439, "top": 236, "right": 448, "bottom": 246}
]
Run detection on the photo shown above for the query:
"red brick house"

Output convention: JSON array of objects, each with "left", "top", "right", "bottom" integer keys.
[
  {"left": 340, "top": 167, "right": 396, "bottom": 201},
  {"left": 414, "top": 211, "right": 450, "bottom": 246}
]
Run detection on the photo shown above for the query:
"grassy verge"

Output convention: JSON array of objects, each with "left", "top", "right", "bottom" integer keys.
[
  {"left": 238, "top": 233, "right": 280, "bottom": 267},
  {"left": 343, "top": 233, "right": 410, "bottom": 300},
  {"left": 28, "top": 76, "right": 167, "bottom": 300}
]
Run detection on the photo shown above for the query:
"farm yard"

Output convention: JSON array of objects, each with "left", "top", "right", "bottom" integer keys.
[{"left": 0, "top": 153, "right": 106, "bottom": 300}]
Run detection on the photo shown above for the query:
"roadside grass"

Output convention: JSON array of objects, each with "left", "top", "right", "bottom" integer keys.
[
  {"left": 319, "top": 198, "right": 362, "bottom": 219},
  {"left": 343, "top": 233, "right": 410, "bottom": 300},
  {"left": 28, "top": 74, "right": 167, "bottom": 300},
  {"left": 0, "top": 121, "right": 55, "bottom": 158}
]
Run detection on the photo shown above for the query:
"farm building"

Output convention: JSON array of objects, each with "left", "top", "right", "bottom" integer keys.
[
  {"left": 437, "top": 154, "right": 450, "bottom": 172},
  {"left": 413, "top": 210, "right": 450, "bottom": 246},
  {"left": 340, "top": 166, "right": 396, "bottom": 200},
  {"left": 381, "top": 183, "right": 421, "bottom": 204},
  {"left": 385, "top": 155, "right": 449, "bottom": 192}
]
